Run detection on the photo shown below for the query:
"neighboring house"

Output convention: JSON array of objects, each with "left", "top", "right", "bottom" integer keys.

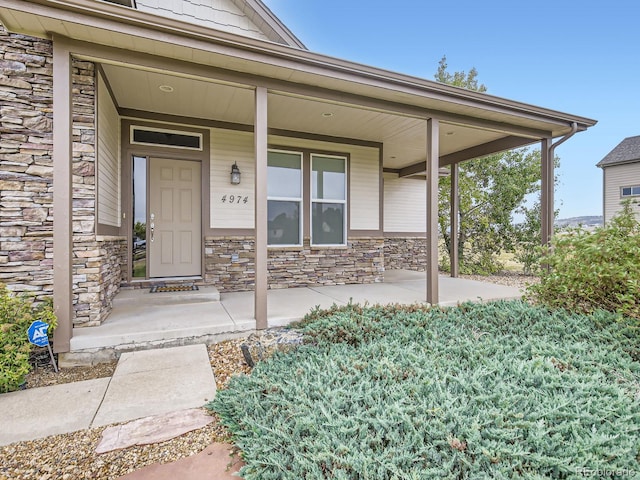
[
  {"left": 0, "top": 0, "right": 596, "bottom": 354},
  {"left": 597, "top": 135, "right": 640, "bottom": 222}
]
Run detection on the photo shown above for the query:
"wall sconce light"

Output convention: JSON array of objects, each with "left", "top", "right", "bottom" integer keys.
[{"left": 230, "top": 162, "right": 241, "bottom": 185}]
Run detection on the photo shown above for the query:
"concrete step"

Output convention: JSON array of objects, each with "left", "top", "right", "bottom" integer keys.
[{"left": 114, "top": 286, "right": 220, "bottom": 306}]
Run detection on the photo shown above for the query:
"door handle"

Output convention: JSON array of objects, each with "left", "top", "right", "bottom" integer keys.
[{"left": 150, "top": 222, "right": 154, "bottom": 242}]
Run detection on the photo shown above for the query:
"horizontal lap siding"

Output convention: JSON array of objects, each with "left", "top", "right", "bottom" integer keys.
[
  {"left": 603, "top": 163, "right": 640, "bottom": 222},
  {"left": 210, "top": 128, "right": 255, "bottom": 229},
  {"left": 97, "top": 75, "right": 121, "bottom": 227},
  {"left": 349, "top": 148, "right": 380, "bottom": 231},
  {"left": 383, "top": 173, "right": 426, "bottom": 232}
]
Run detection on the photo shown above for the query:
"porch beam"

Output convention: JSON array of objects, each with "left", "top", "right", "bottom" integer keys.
[
  {"left": 52, "top": 37, "right": 73, "bottom": 353},
  {"left": 399, "top": 135, "right": 535, "bottom": 177},
  {"left": 450, "top": 163, "right": 459, "bottom": 278},
  {"left": 440, "top": 135, "right": 538, "bottom": 167},
  {"left": 426, "top": 118, "right": 439, "bottom": 305},
  {"left": 254, "top": 86, "right": 268, "bottom": 329}
]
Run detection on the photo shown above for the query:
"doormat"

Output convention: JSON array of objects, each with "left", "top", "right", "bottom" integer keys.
[{"left": 149, "top": 285, "right": 199, "bottom": 293}]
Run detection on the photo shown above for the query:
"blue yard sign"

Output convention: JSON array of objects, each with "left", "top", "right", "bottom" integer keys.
[
  {"left": 27, "top": 320, "right": 58, "bottom": 372},
  {"left": 27, "top": 320, "right": 50, "bottom": 347}
]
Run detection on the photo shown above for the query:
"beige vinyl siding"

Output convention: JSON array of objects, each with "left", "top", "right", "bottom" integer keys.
[
  {"left": 210, "top": 128, "right": 255, "bottom": 228},
  {"left": 97, "top": 75, "right": 121, "bottom": 227},
  {"left": 383, "top": 173, "right": 426, "bottom": 232},
  {"left": 603, "top": 162, "right": 640, "bottom": 222},
  {"left": 349, "top": 149, "right": 379, "bottom": 230},
  {"left": 135, "top": 0, "right": 272, "bottom": 42},
  {"left": 269, "top": 135, "right": 380, "bottom": 231}
]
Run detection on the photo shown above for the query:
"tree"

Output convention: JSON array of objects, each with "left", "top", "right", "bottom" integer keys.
[
  {"left": 435, "top": 56, "right": 550, "bottom": 274},
  {"left": 134, "top": 221, "right": 146, "bottom": 240}
]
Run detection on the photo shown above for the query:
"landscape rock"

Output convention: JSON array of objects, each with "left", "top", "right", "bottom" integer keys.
[
  {"left": 96, "top": 408, "right": 214, "bottom": 454},
  {"left": 240, "top": 328, "right": 304, "bottom": 367},
  {"left": 116, "top": 442, "right": 244, "bottom": 480}
]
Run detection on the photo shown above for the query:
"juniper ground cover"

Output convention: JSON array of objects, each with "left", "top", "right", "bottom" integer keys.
[{"left": 208, "top": 301, "right": 640, "bottom": 479}]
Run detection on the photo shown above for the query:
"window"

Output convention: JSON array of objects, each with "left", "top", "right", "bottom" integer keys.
[
  {"left": 621, "top": 185, "right": 640, "bottom": 197},
  {"left": 130, "top": 126, "right": 202, "bottom": 150},
  {"left": 311, "top": 155, "right": 346, "bottom": 245},
  {"left": 267, "top": 151, "right": 302, "bottom": 246}
]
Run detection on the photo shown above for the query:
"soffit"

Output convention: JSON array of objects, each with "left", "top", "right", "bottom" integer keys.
[{"left": 102, "top": 64, "right": 505, "bottom": 169}]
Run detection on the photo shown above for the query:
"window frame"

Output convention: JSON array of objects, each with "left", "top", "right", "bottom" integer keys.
[
  {"left": 130, "top": 125, "right": 203, "bottom": 151},
  {"left": 267, "top": 149, "right": 304, "bottom": 247},
  {"left": 310, "top": 153, "right": 348, "bottom": 247},
  {"left": 621, "top": 185, "right": 640, "bottom": 198}
]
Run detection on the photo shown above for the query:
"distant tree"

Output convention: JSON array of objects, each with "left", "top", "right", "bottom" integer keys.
[
  {"left": 134, "top": 221, "right": 146, "bottom": 240},
  {"left": 435, "top": 56, "right": 487, "bottom": 92},
  {"left": 435, "top": 56, "right": 552, "bottom": 274}
]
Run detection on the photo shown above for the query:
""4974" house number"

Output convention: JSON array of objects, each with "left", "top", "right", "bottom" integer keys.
[{"left": 221, "top": 194, "right": 249, "bottom": 205}]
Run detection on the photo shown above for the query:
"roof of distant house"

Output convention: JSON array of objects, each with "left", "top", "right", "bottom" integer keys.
[{"left": 597, "top": 135, "right": 640, "bottom": 167}]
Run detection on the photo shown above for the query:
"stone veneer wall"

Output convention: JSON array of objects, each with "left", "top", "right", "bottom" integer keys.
[
  {"left": 73, "top": 237, "right": 127, "bottom": 326},
  {"left": 71, "top": 59, "right": 127, "bottom": 327},
  {"left": 0, "top": 26, "right": 54, "bottom": 300},
  {"left": 384, "top": 237, "right": 428, "bottom": 271},
  {"left": 0, "top": 26, "right": 126, "bottom": 325},
  {"left": 204, "top": 237, "right": 384, "bottom": 292}
]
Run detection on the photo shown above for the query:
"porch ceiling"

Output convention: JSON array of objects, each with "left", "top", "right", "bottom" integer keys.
[
  {"left": 103, "top": 64, "right": 506, "bottom": 169},
  {"left": 1, "top": 0, "right": 596, "bottom": 171}
]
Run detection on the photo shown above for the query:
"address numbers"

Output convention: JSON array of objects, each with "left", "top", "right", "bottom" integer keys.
[{"left": 221, "top": 194, "right": 249, "bottom": 204}]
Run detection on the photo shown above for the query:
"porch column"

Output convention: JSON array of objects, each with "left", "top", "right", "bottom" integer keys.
[
  {"left": 52, "top": 38, "right": 73, "bottom": 353},
  {"left": 426, "top": 118, "right": 439, "bottom": 304},
  {"left": 540, "top": 138, "right": 552, "bottom": 247},
  {"left": 254, "top": 86, "right": 268, "bottom": 329},
  {"left": 449, "top": 162, "right": 459, "bottom": 277}
]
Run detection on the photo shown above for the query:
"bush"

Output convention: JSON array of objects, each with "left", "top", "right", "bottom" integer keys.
[
  {"left": 0, "top": 284, "right": 57, "bottom": 393},
  {"left": 526, "top": 202, "right": 640, "bottom": 319},
  {"left": 208, "top": 302, "right": 640, "bottom": 479}
]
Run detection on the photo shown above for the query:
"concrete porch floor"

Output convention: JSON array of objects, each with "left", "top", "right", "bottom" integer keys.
[{"left": 64, "top": 270, "right": 522, "bottom": 364}]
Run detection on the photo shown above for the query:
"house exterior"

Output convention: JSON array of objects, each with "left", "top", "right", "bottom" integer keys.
[
  {"left": 597, "top": 135, "right": 640, "bottom": 222},
  {"left": 0, "top": 0, "right": 596, "bottom": 355}
]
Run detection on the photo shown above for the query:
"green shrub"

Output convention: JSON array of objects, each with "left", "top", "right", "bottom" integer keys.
[
  {"left": 208, "top": 301, "right": 640, "bottom": 479},
  {"left": 526, "top": 202, "right": 640, "bottom": 319},
  {"left": 0, "top": 284, "right": 57, "bottom": 393}
]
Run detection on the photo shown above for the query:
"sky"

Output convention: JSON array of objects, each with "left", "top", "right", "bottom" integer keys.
[{"left": 262, "top": 0, "right": 640, "bottom": 219}]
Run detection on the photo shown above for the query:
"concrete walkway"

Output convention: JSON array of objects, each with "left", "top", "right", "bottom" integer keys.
[{"left": 0, "top": 344, "right": 216, "bottom": 446}]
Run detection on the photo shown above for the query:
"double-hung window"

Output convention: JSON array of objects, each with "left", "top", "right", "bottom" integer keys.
[
  {"left": 311, "top": 154, "right": 347, "bottom": 246},
  {"left": 267, "top": 150, "right": 302, "bottom": 246},
  {"left": 621, "top": 185, "right": 640, "bottom": 197}
]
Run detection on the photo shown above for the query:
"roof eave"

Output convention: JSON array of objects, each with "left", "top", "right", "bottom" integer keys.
[
  {"left": 234, "top": 0, "right": 306, "bottom": 49},
  {"left": 3, "top": 0, "right": 596, "bottom": 135},
  {"left": 597, "top": 158, "right": 640, "bottom": 168}
]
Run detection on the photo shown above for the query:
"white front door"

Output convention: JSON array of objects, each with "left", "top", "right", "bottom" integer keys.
[{"left": 148, "top": 158, "right": 201, "bottom": 278}]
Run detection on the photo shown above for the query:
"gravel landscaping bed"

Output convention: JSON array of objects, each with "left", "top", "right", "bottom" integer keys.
[
  {"left": 1, "top": 339, "right": 251, "bottom": 480},
  {"left": 460, "top": 271, "right": 538, "bottom": 290}
]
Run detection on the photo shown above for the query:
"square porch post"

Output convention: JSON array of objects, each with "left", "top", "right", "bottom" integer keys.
[
  {"left": 254, "top": 86, "right": 268, "bottom": 329},
  {"left": 426, "top": 118, "right": 439, "bottom": 304},
  {"left": 52, "top": 38, "right": 73, "bottom": 353},
  {"left": 540, "top": 137, "right": 552, "bottom": 247},
  {"left": 450, "top": 162, "right": 459, "bottom": 277}
]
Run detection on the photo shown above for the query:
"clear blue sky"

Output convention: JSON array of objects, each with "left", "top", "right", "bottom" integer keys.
[{"left": 263, "top": 0, "right": 640, "bottom": 219}]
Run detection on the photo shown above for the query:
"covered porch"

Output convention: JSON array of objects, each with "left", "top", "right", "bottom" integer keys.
[
  {"left": 63, "top": 270, "right": 522, "bottom": 364},
  {"left": 0, "top": 0, "right": 596, "bottom": 357}
]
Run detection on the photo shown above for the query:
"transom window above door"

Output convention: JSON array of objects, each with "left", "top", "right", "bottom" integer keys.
[{"left": 267, "top": 149, "right": 347, "bottom": 247}]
